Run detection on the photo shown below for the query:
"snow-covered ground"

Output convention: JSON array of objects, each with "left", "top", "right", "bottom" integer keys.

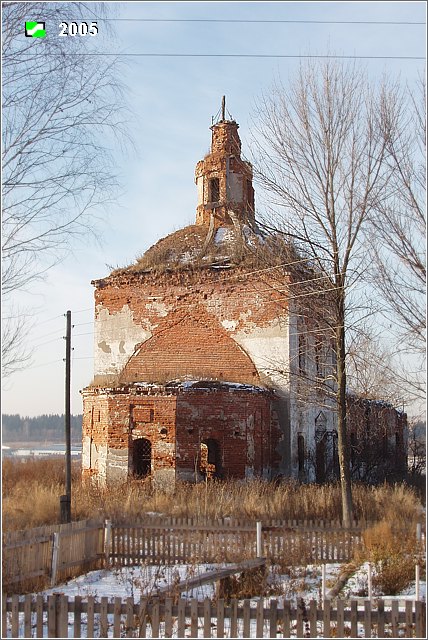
[
  {"left": 42, "top": 562, "right": 341, "bottom": 603},
  {"left": 4, "top": 561, "right": 424, "bottom": 638},
  {"left": 40, "top": 561, "right": 425, "bottom": 603}
]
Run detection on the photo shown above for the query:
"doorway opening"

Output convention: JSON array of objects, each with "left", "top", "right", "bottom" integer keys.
[
  {"left": 200, "top": 438, "right": 222, "bottom": 479},
  {"left": 133, "top": 438, "right": 152, "bottom": 478}
]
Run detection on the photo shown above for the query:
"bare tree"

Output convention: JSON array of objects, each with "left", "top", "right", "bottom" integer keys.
[
  {"left": 368, "top": 76, "right": 426, "bottom": 399},
  {"left": 251, "top": 60, "right": 392, "bottom": 525},
  {"left": 406, "top": 419, "right": 426, "bottom": 486},
  {"left": 2, "top": 2, "right": 130, "bottom": 375},
  {"left": 346, "top": 329, "right": 407, "bottom": 404},
  {"left": 1, "top": 308, "right": 31, "bottom": 378}
]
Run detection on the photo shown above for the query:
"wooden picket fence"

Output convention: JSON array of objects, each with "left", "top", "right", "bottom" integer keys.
[
  {"left": 2, "top": 594, "right": 426, "bottom": 638},
  {"left": 0, "top": 517, "right": 381, "bottom": 594},
  {"left": 2, "top": 520, "right": 104, "bottom": 594},
  {"left": 110, "top": 517, "right": 365, "bottom": 566}
]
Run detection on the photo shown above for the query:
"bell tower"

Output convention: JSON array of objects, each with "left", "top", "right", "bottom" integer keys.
[{"left": 195, "top": 97, "right": 255, "bottom": 228}]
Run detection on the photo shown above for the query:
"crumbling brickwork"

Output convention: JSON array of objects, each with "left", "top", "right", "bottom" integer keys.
[
  {"left": 82, "top": 383, "right": 280, "bottom": 486},
  {"left": 81, "top": 105, "right": 406, "bottom": 487},
  {"left": 195, "top": 118, "right": 254, "bottom": 227}
]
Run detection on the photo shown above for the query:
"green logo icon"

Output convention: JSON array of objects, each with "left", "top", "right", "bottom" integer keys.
[{"left": 25, "top": 22, "right": 46, "bottom": 38}]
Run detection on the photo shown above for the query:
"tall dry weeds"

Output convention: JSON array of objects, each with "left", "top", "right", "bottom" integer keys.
[{"left": 2, "top": 457, "right": 424, "bottom": 532}]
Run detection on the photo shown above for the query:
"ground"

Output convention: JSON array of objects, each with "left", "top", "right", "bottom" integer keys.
[{"left": 8, "top": 562, "right": 422, "bottom": 638}]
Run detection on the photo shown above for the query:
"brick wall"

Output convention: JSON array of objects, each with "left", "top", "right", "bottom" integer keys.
[
  {"left": 82, "top": 385, "right": 282, "bottom": 483},
  {"left": 176, "top": 386, "right": 280, "bottom": 480},
  {"left": 119, "top": 306, "right": 260, "bottom": 385},
  {"left": 92, "top": 267, "right": 289, "bottom": 381}
]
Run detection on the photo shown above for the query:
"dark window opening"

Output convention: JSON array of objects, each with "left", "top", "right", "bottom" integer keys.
[
  {"left": 209, "top": 177, "right": 220, "bottom": 203},
  {"left": 297, "top": 434, "right": 305, "bottom": 474},
  {"left": 133, "top": 438, "right": 151, "bottom": 478},
  {"left": 332, "top": 432, "right": 340, "bottom": 478},
  {"left": 383, "top": 431, "right": 389, "bottom": 455},
  {"left": 395, "top": 431, "right": 401, "bottom": 451},
  {"left": 316, "top": 436, "right": 326, "bottom": 483},
  {"left": 365, "top": 405, "right": 371, "bottom": 437},
  {"left": 200, "top": 438, "right": 222, "bottom": 479},
  {"left": 350, "top": 432, "right": 356, "bottom": 465},
  {"left": 316, "top": 429, "right": 339, "bottom": 482}
]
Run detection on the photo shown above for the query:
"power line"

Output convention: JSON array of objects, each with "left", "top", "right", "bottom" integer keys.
[
  {"left": 34, "top": 52, "right": 425, "bottom": 61},
  {"left": 95, "top": 18, "right": 426, "bottom": 26},
  {"left": 32, "top": 328, "right": 64, "bottom": 342},
  {"left": 72, "top": 308, "right": 93, "bottom": 315},
  {"left": 25, "top": 359, "right": 63, "bottom": 370},
  {"left": 33, "top": 336, "right": 63, "bottom": 349},
  {"left": 34, "top": 314, "right": 63, "bottom": 327}
]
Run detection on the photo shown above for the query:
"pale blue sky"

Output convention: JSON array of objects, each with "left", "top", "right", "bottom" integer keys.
[{"left": 2, "top": 1, "right": 426, "bottom": 417}]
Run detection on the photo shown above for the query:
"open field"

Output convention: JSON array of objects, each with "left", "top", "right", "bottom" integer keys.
[
  {"left": 2, "top": 457, "right": 425, "bottom": 637},
  {"left": 2, "top": 457, "right": 424, "bottom": 531}
]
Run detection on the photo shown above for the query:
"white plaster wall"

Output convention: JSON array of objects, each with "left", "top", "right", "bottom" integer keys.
[
  {"left": 287, "top": 302, "right": 337, "bottom": 478},
  {"left": 229, "top": 173, "right": 243, "bottom": 201},
  {"left": 94, "top": 305, "right": 151, "bottom": 376},
  {"left": 232, "top": 318, "right": 290, "bottom": 392},
  {"left": 82, "top": 435, "right": 91, "bottom": 469},
  {"left": 91, "top": 442, "right": 107, "bottom": 479},
  {"left": 196, "top": 176, "right": 204, "bottom": 205}
]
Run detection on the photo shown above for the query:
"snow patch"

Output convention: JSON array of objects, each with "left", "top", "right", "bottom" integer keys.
[{"left": 214, "top": 227, "right": 234, "bottom": 244}]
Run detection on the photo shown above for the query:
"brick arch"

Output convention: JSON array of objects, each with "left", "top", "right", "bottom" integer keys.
[{"left": 119, "top": 306, "right": 260, "bottom": 385}]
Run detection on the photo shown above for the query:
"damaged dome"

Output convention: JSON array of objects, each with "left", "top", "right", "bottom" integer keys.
[{"left": 111, "top": 219, "right": 277, "bottom": 275}]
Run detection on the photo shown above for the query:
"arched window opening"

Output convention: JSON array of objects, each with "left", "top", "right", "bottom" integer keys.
[
  {"left": 316, "top": 435, "right": 326, "bottom": 483},
  {"left": 316, "top": 428, "right": 339, "bottom": 482},
  {"left": 133, "top": 438, "right": 151, "bottom": 478},
  {"left": 315, "top": 411, "right": 327, "bottom": 430},
  {"left": 200, "top": 438, "right": 221, "bottom": 479},
  {"left": 209, "top": 177, "right": 220, "bottom": 203}
]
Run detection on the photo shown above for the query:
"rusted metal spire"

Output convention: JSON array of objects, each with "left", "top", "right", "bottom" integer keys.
[{"left": 221, "top": 95, "right": 226, "bottom": 121}]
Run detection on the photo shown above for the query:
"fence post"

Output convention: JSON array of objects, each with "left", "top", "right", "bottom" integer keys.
[
  {"left": 416, "top": 522, "right": 422, "bottom": 544},
  {"left": 321, "top": 564, "right": 326, "bottom": 601},
  {"left": 51, "top": 533, "right": 60, "bottom": 587},
  {"left": 367, "top": 563, "right": 372, "bottom": 600},
  {"left": 104, "top": 519, "right": 112, "bottom": 567},
  {"left": 256, "top": 522, "right": 262, "bottom": 557},
  {"left": 415, "top": 564, "right": 420, "bottom": 600}
]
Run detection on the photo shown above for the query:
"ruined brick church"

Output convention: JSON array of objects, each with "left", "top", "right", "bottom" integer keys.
[{"left": 82, "top": 103, "right": 406, "bottom": 486}]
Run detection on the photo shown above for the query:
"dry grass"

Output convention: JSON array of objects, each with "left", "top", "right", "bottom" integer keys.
[
  {"left": 2, "top": 458, "right": 424, "bottom": 533},
  {"left": 357, "top": 520, "right": 425, "bottom": 595},
  {"left": 109, "top": 224, "right": 301, "bottom": 277}
]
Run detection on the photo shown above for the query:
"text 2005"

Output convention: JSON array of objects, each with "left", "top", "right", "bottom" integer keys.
[{"left": 59, "top": 22, "right": 98, "bottom": 36}]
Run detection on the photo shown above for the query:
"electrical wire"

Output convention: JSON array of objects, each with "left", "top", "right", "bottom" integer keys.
[
  {"left": 24, "top": 359, "right": 63, "bottom": 370},
  {"left": 33, "top": 336, "right": 64, "bottom": 349},
  {"left": 72, "top": 308, "right": 93, "bottom": 315},
  {"left": 95, "top": 18, "right": 425, "bottom": 26},
  {"left": 33, "top": 314, "right": 64, "bottom": 327},
  {"left": 35, "top": 52, "right": 425, "bottom": 60}
]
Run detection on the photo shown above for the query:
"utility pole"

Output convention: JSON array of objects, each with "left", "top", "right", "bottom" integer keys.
[{"left": 60, "top": 310, "right": 72, "bottom": 524}]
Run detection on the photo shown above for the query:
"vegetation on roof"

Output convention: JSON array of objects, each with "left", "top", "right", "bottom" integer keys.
[{"left": 110, "top": 222, "right": 303, "bottom": 277}]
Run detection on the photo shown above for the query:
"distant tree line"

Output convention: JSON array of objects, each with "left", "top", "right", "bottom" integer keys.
[{"left": 2, "top": 414, "right": 82, "bottom": 443}]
